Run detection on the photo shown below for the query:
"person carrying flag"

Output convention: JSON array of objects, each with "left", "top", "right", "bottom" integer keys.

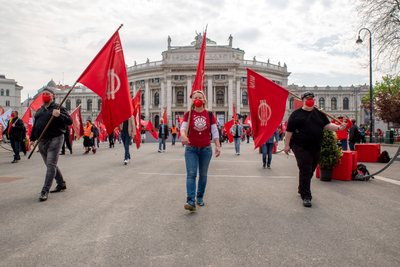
[
  {"left": 30, "top": 87, "right": 72, "bottom": 202},
  {"left": 180, "top": 90, "right": 221, "bottom": 211}
]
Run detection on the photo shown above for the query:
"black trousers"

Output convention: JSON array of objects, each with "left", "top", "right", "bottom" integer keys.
[
  {"left": 292, "top": 145, "right": 321, "bottom": 200},
  {"left": 61, "top": 131, "right": 72, "bottom": 154}
]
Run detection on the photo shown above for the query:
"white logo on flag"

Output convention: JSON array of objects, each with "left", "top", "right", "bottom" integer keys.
[
  {"left": 106, "top": 69, "right": 121, "bottom": 100},
  {"left": 258, "top": 100, "right": 271, "bottom": 126}
]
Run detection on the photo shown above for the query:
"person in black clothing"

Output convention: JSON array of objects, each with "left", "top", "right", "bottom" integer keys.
[
  {"left": 158, "top": 118, "right": 169, "bottom": 152},
  {"left": 60, "top": 124, "right": 73, "bottom": 155},
  {"left": 348, "top": 119, "right": 361, "bottom": 151},
  {"left": 108, "top": 131, "right": 115, "bottom": 148},
  {"left": 3, "top": 110, "right": 25, "bottom": 163},
  {"left": 30, "top": 87, "right": 72, "bottom": 202},
  {"left": 284, "top": 91, "right": 346, "bottom": 208}
]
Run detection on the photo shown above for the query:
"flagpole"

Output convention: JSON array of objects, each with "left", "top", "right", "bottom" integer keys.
[
  {"left": 28, "top": 81, "right": 79, "bottom": 159},
  {"left": 287, "top": 91, "right": 342, "bottom": 124}
]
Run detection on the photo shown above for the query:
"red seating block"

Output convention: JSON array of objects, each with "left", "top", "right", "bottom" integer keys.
[
  {"left": 332, "top": 151, "right": 354, "bottom": 181},
  {"left": 355, "top": 144, "right": 380, "bottom": 162}
]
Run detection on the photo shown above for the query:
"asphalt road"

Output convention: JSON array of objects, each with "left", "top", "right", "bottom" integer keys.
[{"left": 0, "top": 140, "right": 399, "bottom": 266}]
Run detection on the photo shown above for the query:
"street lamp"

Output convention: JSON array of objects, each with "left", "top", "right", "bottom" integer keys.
[{"left": 356, "top": 28, "right": 373, "bottom": 143}]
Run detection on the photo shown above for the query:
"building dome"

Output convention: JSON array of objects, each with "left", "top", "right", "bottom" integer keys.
[{"left": 47, "top": 79, "right": 57, "bottom": 88}]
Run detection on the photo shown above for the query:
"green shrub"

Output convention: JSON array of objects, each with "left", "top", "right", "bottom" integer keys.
[{"left": 319, "top": 130, "right": 342, "bottom": 169}]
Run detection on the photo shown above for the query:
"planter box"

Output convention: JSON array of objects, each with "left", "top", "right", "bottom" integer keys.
[{"left": 355, "top": 143, "right": 380, "bottom": 162}]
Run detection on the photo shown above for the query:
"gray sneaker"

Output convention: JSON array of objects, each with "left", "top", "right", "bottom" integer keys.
[
  {"left": 184, "top": 202, "right": 196, "bottom": 211},
  {"left": 303, "top": 198, "right": 312, "bottom": 208}
]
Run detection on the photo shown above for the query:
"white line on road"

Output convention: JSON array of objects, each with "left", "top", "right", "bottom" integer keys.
[
  {"left": 374, "top": 176, "right": 400, "bottom": 186},
  {"left": 139, "top": 172, "right": 296, "bottom": 179}
]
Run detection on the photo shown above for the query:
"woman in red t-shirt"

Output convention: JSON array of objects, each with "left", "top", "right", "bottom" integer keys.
[{"left": 180, "top": 90, "right": 221, "bottom": 211}]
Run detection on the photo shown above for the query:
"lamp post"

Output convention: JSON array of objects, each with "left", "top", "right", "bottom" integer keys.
[{"left": 356, "top": 28, "right": 373, "bottom": 143}]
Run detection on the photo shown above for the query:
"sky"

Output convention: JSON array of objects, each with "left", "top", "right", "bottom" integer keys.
[{"left": 0, "top": 0, "right": 381, "bottom": 101}]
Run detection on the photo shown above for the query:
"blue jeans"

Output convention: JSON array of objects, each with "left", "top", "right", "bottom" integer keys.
[
  {"left": 38, "top": 135, "right": 65, "bottom": 193},
  {"left": 262, "top": 143, "right": 274, "bottom": 166},
  {"left": 340, "top": 139, "right": 348, "bottom": 151},
  {"left": 121, "top": 134, "right": 131, "bottom": 160},
  {"left": 172, "top": 134, "right": 177, "bottom": 145},
  {"left": 159, "top": 135, "right": 166, "bottom": 151},
  {"left": 185, "top": 145, "right": 212, "bottom": 204},
  {"left": 234, "top": 137, "right": 241, "bottom": 154}
]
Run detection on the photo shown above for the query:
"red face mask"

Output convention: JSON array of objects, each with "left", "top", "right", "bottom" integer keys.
[
  {"left": 42, "top": 94, "right": 52, "bottom": 103},
  {"left": 193, "top": 99, "right": 203, "bottom": 107},
  {"left": 305, "top": 99, "right": 315, "bottom": 107}
]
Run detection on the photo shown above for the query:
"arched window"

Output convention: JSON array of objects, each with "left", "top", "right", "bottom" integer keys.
[
  {"left": 343, "top": 97, "right": 349, "bottom": 110},
  {"left": 76, "top": 99, "right": 81, "bottom": 108},
  {"left": 0, "top": 89, "right": 4, "bottom": 96},
  {"left": 66, "top": 99, "right": 71, "bottom": 111},
  {"left": 87, "top": 99, "right": 92, "bottom": 111},
  {"left": 216, "top": 89, "right": 224, "bottom": 105},
  {"left": 154, "top": 92, "right": 159, "bottom": 106},
  {"left": 5, "top": 100, "right": 10, "bottom": 106},
  {"left": 141, "top": 90, "right": 145, "bottom": 106},
  {"left": 331, "top": 97, "right": 337, "bottom": 110},
  {"left": 5, "top": 89, "right": 9, "bottom": 96},
  {"left": 319, "top": 97, "right": 325, "bottom": 109},
  {"left": 242, "top": 90, "right": 248, "bottom": 105},
  {"left": 289, "top": 97, "right": 294, "bottom": 110},
  {"left": 176, "top": 90, "right": 184, "bottom": 104},
  {"left": 98, "top": 99, "right": 102, "bottom": 111}
]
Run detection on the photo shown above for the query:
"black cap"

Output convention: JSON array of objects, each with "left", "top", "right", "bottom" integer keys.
[
  {"left": 301, "top": 91, "right": 314, "bottom": 99},
  {"left": 43, "top": 86, "right": 55, "bottom": 95}
]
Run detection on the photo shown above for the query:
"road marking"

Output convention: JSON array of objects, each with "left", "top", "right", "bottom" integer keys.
[
  {"left": 139, "top": 172, "right": 296, "bottom": 179},
  {"left": 374, "top": 175, "right": 400, "bottom": 186}
]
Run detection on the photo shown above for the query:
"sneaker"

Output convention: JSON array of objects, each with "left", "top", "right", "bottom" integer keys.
[
  {"left": 158, "top": 150, "right": 162, "bottom": 153},
  {"left": 92, "top": 148, "right": 97, "bottom": 154},
  {"left": 11, "top": 159, "right": 18, "bottom": 163},
  {"left": 303, "top": 198, "right": 312, "bottom": 208},
  {"left": 83, "top": 150, "right": 89, "bottom": 154},
  {"left": 267, "top": 165, "right": 271, "bottom": 169},
  {"left": 39, "top": 191, "right": 48, "bottom": 201},
  {"left": 263, "top": 163, "right": 266, "bottom": 169},
  {"left": 124, "top": 160, "right": 128, "bottom": 165},
  {"left": 196, "top": 198, "right": 204, "bottom": 206},
  {"left": 184, "top": 202, "right": 196, "bottom": 211},
  {"left": 50, "top": 184, "right": 67, "bottom": 193}
]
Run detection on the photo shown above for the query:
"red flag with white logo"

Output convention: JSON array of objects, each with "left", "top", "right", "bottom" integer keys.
[
  {"left": 191, "top": 29, "right": 207, "bottom": 96},
  {"left": 77, "top": 27, "right": 133, "bottom": 135},
  {"left": 247, "top": 68, "right": 289, "bottom": 149},
  {"left": 70, "top": 106, "right": 84, "bottom": 140},
  {"left": 132, "top": 90, "right": 141, "bottom": 149},
  {"left": 146, "top": 120, "right": 159, "bottom": 140}
]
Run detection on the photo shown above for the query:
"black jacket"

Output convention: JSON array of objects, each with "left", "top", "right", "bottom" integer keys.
[
  {"left": 3, "top": 117, "right": 25, "bottom": 141},
  {"left": 158, "top": 124, "right": 169, "bottom": 138},
  {"left": 30, "top": 102, "right": 72, "bottom": 141}
]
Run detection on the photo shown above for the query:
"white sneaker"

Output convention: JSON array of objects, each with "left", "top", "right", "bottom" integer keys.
[{"left": 124, "top": 160, "right": 128, "bottom": 165}]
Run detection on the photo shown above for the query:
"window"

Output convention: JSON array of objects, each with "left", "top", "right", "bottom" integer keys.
[
  {"left": 76, "top": 99, "right": 81, "bottom": 107},
  {"left": 154, "top": 92, "right": 159, "bottom": 106},
  {"left": 176, "top": 90, "right": 184, "bottom": 104},
  {"left": 289, "top": 97, "right": 294, "bottom": 110},
  {"left": 319, "top": 97, "right": 325, "bottom": 109},
  {"left": 174, "top": 75, "right": 185, "bottom": 80},
  {"left": 66, "top": 99, "right": 71, "bottom": 111},
  {"left": 6, "top": 89, "right": 10, "bottom": 96},
  {"left": 331, "top": 97, "right": 337, "bottom": 110},
  {"left": 5, "top": 100, "right": 10, "bottom": 106},
  {"left": 87, "top": 99, "right": 92, "bottom": 111},
  {"left": 151, "top": 78, "right": 160, "bottom": 84},
  {"left": 240, "top": 77, "right": 247, "bottom": 82},
  {"left": 0, "top": 89, "right": 3, "bottom": 96},
  {"left": 242, "top": 90, "right": 248, "bottom": 105},
  {"left": 98, "top": 99, "right": 102, "bottom": 111},
  {"left": 141, "top": 90, "right": 145, "bottom": 106},
  {"left": 216, "top": 89, "right": 224, "bottom": 104},
  {"left": 343, "top": 97, "right": 349, "bottom": 110},
  {"left": 214, "top": 75, "right": 226, "bottom": 80}
]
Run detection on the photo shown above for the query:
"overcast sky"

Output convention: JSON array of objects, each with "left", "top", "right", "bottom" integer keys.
[{"left": 0, "top": 0, "right": 380, "bottom": 101}]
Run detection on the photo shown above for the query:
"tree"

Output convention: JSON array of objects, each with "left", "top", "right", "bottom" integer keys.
[
  {"left": 357, "top": 0, "right": 400, "bottom": 71},
  {"left": 362, "top": 75, "right": 400, "bottom": 124}
]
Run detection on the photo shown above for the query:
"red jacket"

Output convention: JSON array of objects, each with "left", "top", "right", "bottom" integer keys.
[{"left": 334, "top": 118, "right": 352, "bottom": 140}]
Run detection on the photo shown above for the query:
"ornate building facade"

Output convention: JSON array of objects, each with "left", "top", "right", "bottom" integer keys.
[{"left": 0, "top": 74, "right": 23, "bottom": 113}]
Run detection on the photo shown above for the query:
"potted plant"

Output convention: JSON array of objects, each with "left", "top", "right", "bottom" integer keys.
[{"left": 319, "top": 130, "right": 342, "bottom": 181}]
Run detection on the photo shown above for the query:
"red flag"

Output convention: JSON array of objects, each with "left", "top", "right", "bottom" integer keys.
[
  {"left": 23, "top": 108, "right": 33, "bottom": 137},
  {"left": 146, "top": 120, "right": 158, "bottom": 140},
  {"left": 177, "top": 115, "right": 183, "bottom": 138},
  {"left": 244, "top": 115, "right": 252, "bottom": 128},
  {"left": 29, "top": 93, "right": 44, "bottom": 112},
  {"left": 247, "top": 68, "right": 289, "bottom": 149},
  {"left": 293, "top": 98, "right": 303, "bottom": 110},
  {"left": 140, "top": 119, "right": 147, "bottom": 127},
  {"left": 132, "top": 90, "right": 141, "bottom": 149},
  {"left": 232, "top": 103, "right": 237, "bottom": 121},
  {"left": 70, "top": 106, "right": 84, "bottom": 140},
  {"left": 77, "top": 27, "right": 133, "bottom": 135},
  {"left": 224, "top": 119, "right": 234, "bottom": 143},
  {"left": 162, "top": 108, "right": 168, "bottom": 126},
  {"left": 191, "top": 29, "right": 207, "bottom": 96}
]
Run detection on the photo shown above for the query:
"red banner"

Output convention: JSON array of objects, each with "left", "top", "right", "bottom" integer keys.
[
  {"left": 293, "top": 98, "right": 303, "bottom": 110},
  {"left": 247, "top": 68, "right": 289, "bottom": 149},
  {"left": 162, "top": 108, "right": 168, "bottom": 126},
  {"left": 146, "top": 120, "right": 158, "bottom": 140},
  {"left": 191, "top": 29, "right": 207, "bottom": 96},
  {"left": 224, "top": 119, "right": 234, "bottom": 143},
  {"left": 70, "top": 106, "right": 84, "bottom": 140},
  {"left": 77, "top": 28, "right": 133, "bottom": 135},
  {"left": 132, "top": 90, "right": 141, "bottom": 149},
  {"left": 232, "top": 103, "right": 237, "bottom": 121}
]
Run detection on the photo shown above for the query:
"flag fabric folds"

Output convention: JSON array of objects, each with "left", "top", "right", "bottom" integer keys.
[
  {"left": 132, "top": 90, "right": 141, "bottom": 149},
  {"left": 293, "top": 98, "right": 303, "bottom": 110},
  {"left": 162, "top": 108, "right": 168, "bottom": 126},
  {"left": 247, "top": 68, "right": 289, "bottom": 149},
  {"left": 70, "top": 106, "right": 84, "bottom": 140},
  {"left": 77, "top": 28, "right": 133, "bottom": 135},
  {"left": 190, "top": 29, "right": 207, "bottom": 96},
  {"left": 223, "top": 119, "right": 234, "bottom": 143},
  {"left": 146, "top": 120, "right": 158, "bottom": 140},
  {"left": 232, "top": 103, "right": 237, "bottom": 121}
]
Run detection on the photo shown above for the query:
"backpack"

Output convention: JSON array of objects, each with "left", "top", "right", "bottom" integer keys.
[
  {"left": 352, "top": 163, "right": 373, "bottom": 181},
  {"left": 377, "top": 150, "right": 390, "bottom": 163}
]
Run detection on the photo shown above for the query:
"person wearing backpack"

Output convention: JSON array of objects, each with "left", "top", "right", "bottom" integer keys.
[{"left": 348, "top": 119, "right": 361, "bottom": 151}]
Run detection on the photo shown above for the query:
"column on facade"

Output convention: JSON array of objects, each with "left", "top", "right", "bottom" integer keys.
[
  {"left": 228, "top": 78, "right": 233, "bottom": 116},
  {"left": 236, "top": 79, "right": 241, "bottom": 114},
  {"left": 207, "top": 78, "right": 213, "bottom": 111},
  {"left": 172, "top": 86, "right": 176, "bottom": 107},
  {"left": 145, "top": 80, "right": 150, "bottom": 120},
  {"left": 166, "top": 79, "right": 172, "bottom": 126},
  {"left": 213, "top": 86, "right": 216, "bottom": 107},
  {"left": 161, "top": 79, "right": 165, "bottom": 111},
  {"left": 186, "top": 77, "right": 191, "bottom": 108}
]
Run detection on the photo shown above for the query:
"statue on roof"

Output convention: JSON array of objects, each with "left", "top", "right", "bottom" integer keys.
[
  {"left": 228, "top": 34, "right": 233, "bottom": 47},
  {"left": 167, "top": 35, "right": 171, "bottom": 49}
]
